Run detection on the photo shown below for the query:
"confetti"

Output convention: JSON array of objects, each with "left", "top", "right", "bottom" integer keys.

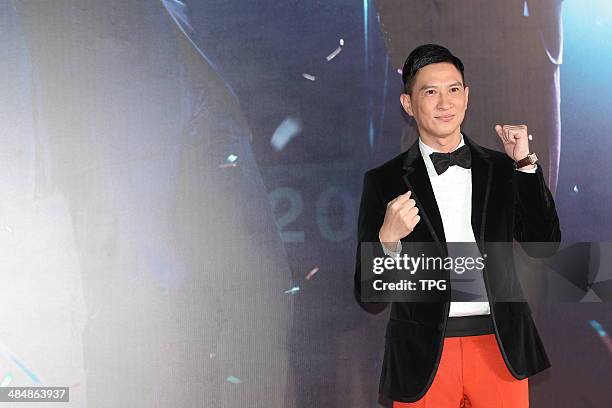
[
  {"left": 302, "top": 73, "right": 316, "bottom": 81},
  {"left": 284, "top": 286, "right": 300, "bottom": 294},
  {"left": 573, "top": 185, "right": 579, "bottom": 193},
  {"left": 589, "top": 320, "right": 607, "bottom": 337},
  {"left": 305, "top": 267, "right": 319, "bottom": 281},
  {"left": 528, "top": 134, "right": 533, "bottom": 141},
  {"left": 339, "top": 38, "right": 344, "bottom": 46},
  {"left": 226, "top": 375, "right": 241, "bottom": 384},
  {"left": 219, "top": 153, "right": 239, "bottom": 168},
  {"left": 397, "top": 68, "right": 403, "bottom": 75},
  {"left": 4, "top": 226, "right": 12, "bottom": 233},
  {"left": 1, "top": 374, "right": 12, "bottom": 387},
  {"left": 270, "top": 116, "right": 302, "bottom": 151},
  {"left": 588, "top": 320, "right": 612, "bottom": 353},
  {"left": 326, "top": 46, "right": 342, "bottom": 61},
  {"left": 209, "top": 353, "right": 216, "bottom": 359}
]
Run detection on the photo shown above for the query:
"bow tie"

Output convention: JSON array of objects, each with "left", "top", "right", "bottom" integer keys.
[{"left": 429, "top": 144, "right": 472, "bottom": 175}]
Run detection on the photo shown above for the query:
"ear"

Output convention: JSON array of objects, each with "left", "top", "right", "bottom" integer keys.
[
  {"left": 464, "top": 86, "right": 469, "bottom": 109},
  {"left": 400, "top": 93, "right": 414, "bottom": 117}
]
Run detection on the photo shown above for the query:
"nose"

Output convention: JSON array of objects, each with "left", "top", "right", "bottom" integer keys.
[{"left": 437, "top": 93, "right": 452, "bottom": 111}]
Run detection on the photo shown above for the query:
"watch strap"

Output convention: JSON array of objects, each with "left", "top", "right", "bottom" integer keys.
[{"left": 515, "top": 152, "right": 538, "bottom": 169}]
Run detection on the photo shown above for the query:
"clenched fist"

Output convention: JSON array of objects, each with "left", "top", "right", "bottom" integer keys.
[
  {"left": 379, "top": 191, "right": 420, "bottom": 251},
  {"left": 495, "top": 124, "right": 531, "bottom": 162}
]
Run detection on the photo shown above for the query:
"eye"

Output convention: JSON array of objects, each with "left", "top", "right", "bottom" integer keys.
[
  {"left": 450, "top": 87, "right": 460, "bottom": 93},
  {"left": 425, "top": 89, "right": 436, "bottom": 95}
]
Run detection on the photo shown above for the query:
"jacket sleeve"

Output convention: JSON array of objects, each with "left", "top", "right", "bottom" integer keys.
[
  {"left": 354, "top": 170, "right": 390, "bottom": 313},
  {"left": 513, "top": 164, "right": 561, "bottom": 257}
]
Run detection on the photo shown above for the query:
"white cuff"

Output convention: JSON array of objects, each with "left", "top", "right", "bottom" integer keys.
[
  {"left": 379, "top": 231, "right": 402, "bottom": 257},
  {"left": 516, "top": 164, "right": 537, "bottom": 173}
]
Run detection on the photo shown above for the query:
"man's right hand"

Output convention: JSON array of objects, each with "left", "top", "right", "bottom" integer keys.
[{"left": 379, "top": 191, "right": 420, "bottom": 251}]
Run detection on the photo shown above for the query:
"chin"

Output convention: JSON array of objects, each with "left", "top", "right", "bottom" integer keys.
[{"left": 432, "top": 125, "right": 459, "bottom": 135}]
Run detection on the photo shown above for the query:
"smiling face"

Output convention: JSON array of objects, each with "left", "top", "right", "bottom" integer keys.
[{"left": 400, "top": 62, "right": 469, "bottom": 151}]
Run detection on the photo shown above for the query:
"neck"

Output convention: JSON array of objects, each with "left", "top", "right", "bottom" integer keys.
[{"left": 419, "top": 130, "right": 462, "bottom": 153}]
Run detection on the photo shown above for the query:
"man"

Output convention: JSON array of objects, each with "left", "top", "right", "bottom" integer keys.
[
  {"left": 374, "top": 0, "right": 564, "bottom": 195},
  {"left": 354, "top": 44, "right": 561, "bottom": 407}
]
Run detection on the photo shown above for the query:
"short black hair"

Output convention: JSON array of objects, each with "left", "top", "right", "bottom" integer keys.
[{"left": 402, "top": 44, "right": 465, "bottom": 94}]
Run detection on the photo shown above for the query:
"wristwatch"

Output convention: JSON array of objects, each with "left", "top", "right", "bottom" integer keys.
[{"left": 515, "top": 152, "right": 538, "bottom": 169}]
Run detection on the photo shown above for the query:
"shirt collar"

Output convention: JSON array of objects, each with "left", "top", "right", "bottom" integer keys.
[{"left": 419, "top": 133, "right": 466, "bottom": 177}]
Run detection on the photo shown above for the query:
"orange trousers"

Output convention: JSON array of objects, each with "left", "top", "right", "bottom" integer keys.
[{"left": 393, "top": 334, "right": 529, "bottom": 408}]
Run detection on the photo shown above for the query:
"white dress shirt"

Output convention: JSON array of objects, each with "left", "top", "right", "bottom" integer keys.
[{"left": 380, "top": 133, "right": 536, "bottom": 317}]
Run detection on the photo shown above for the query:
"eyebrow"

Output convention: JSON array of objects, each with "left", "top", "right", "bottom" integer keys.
[{"left": 418, "top": 81, "right": 464, "bottom": 91}]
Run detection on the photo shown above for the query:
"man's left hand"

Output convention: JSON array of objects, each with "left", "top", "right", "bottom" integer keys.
[{"left": 495, "top": 124, "right": 530, "bottom": 162}]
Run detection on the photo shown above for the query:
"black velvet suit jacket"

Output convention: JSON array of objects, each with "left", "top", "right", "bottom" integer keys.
[{"left": 354, "top": 134, "right": 561, "bottom": 402}]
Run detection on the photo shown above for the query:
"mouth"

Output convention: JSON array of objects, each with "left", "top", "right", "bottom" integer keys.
[{"left": 435, "top": 114, "right": 455, "bottom": 122}]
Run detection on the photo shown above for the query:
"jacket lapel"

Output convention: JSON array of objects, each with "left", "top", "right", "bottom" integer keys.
[
  {"left": 401, "top": 134, "right": 493, "bottom": 254},
  {"left": 464, "top": 134, "right": 493, "bottom": 249},
  {"left": 401, "top": 141, "right": 447, "bottom": 254}
]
